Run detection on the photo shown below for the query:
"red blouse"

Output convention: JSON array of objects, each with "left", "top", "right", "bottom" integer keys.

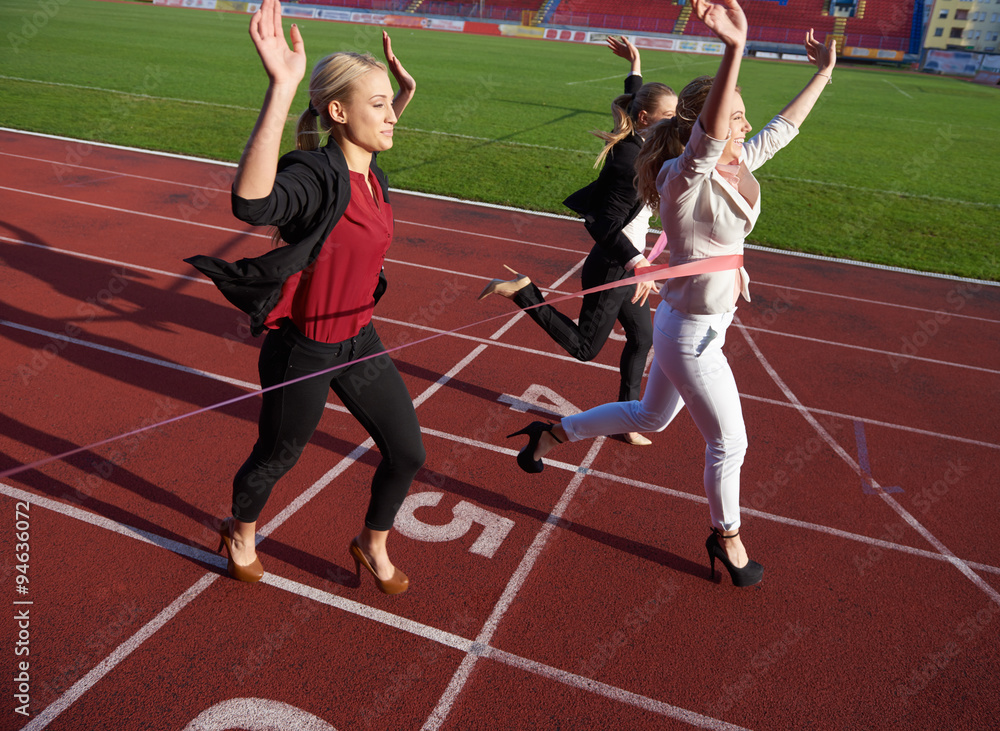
[{"left": 265, "top": 169, "right": 393, "bottom": 343}]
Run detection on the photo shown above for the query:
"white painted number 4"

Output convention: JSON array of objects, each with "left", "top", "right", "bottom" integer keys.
[{"left": 393, "top": 492, "right": 514, "bottom": 559}]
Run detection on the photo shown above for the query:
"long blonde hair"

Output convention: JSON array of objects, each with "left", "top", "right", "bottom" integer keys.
[
  {"left": 591, "top": 82, "right": 676, "bottom": 168},
  {"left": 634, "top": 76, "right": 720, "bottom": 208}
]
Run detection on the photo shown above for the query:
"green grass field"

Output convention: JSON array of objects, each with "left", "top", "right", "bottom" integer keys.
[{"left": 2, "top": 0, "right": 998, "bottom": 280}]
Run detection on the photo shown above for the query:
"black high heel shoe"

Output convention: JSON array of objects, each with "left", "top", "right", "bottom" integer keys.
[
  {"left": 706, "top": 529, "right": 763, "bottom": 587},
  {"left": 507, "top": 421, "right": 563, "bottom": 473}
]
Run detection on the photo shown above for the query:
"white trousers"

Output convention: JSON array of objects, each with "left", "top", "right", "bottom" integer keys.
[{"left": 562, "top": 301, "right": 747, "bottom": 530}]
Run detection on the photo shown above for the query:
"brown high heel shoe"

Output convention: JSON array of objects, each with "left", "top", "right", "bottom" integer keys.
[
  {"left": 217, "top": 518, "right": 264, "bottom": 584},
  {"left": 350, "top": 538, "right": 409, "bottom": 595},
  {"left": 478, "top": 265, "right": 531, "bottom": 300}
]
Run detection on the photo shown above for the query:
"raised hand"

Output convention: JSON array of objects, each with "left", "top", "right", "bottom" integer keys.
[
  {"left": 775, "top": 29, "right": 836, "bottom": 128},
  {"left": 607, "top": 35, "right": 639, "bottom": 64},
  {"left": 805, "top": 28, "right": 836, "bottom": 74},
  {"left": 692, "top": 0, "right": 748, "bottom": 48},
  {"left": 249, "top": 0, "right": 307, "bottom": 87},
  {"left": 383, "top": 30, "right": 416, "bottom": 118}
]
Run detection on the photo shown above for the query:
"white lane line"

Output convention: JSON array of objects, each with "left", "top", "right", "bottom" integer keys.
[
  {"left": 4, "top": 329, "right": 498, "bottom": 727},
  {"left": 376, "top": 315, "right": 612, "bottom": 367},
  {"left": 0, "top": 124, "right": 1000, "bottom": 212},
  {"left": 412, "top": 344, "right": 489, "bottom": 407},
  {"left": 577, "top": 468, "right": 1000, "bottom": 576},
  {"left": 883, "top": 79, "right": 914, "bottom": 98},
  {"left": 395, "top": 218, "right": 587, "bottom": 255},
  {"left": 0, "top": 185, "right": 264, "bottom": 238},
  {"left": 740, "top": 324, "right": 1000, "bottom": 375},
  {"left": 0, "top": 185, "right": 584, "bottom": 256},
  {"left": 756, "top": 173, "right": 998, "bottom": 209},
  {"left": 1, "top": 480, "right": 226, "bottom": 731},
  {"left": 485, "top": 256, "right": 588, "bottom": 341},
  {"left": 422, "top": 257, "right": 604, "bottom": 729},
  {"left": 0, "top": 75, "right": 260, "bottom": 111},
  {"left": 422, "top": 437, "right": 609, "bottom": 731},
  {"left": 5, "top": 299, "right": 997, "bottom": 453},
  {"left": 2, "top": 236, "right": 210, "bottom": 283},
  {"left": 485, "top": 646, "right": 752, "bottom": 731},
  {"left": 752, "top": 279, "right": 999, "bottom": 324},
  {"left": 5, "top": 216, "right": 994, "bottom": 338},
  {"left": 0, "top": 480, "right": 745, "bottom": 730},
  {"left": 10, "top": 232, "right": 993, "bottom": 330},
  {"left": 0, "top": 150, "right": 234, "bottom": 191},
  {"left": 395, "top": 126, "right": 593, "bottom": 154},
  {"left": 741, "top": 394, "right": 999, "bottom": 451},
  {"left": 19, "top": 573, "right": 219, "bottom": 731},
  {"left": 735, "top": 317, "right": 1000, "bottom": 608},
  {"left": 3, "top": 156, "right": 994, "bottom": 287},
  {"left": 3, "top": 126, "right": 996, "bottom": 728},
  {"left": 1, "top": 320, "right": 258, "bottom": 391}
]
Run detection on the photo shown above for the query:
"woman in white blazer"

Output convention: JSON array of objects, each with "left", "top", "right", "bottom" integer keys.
[{"left": 509, "top": 0, "right": 836, "bottom": 588}]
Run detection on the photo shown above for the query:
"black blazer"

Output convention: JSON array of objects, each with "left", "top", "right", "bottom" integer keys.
[
  {"left": 563, "top": 73, "right": 646, "bottom": 268},
  {"left": 185, "top": 141, "right": 389, "bottom": 336}
]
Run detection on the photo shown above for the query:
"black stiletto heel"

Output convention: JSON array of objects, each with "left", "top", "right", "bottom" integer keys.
[
  {"left": 507, "top": 421, "right": 563, "bottom": 473},
  {"left": 705, "top": 529, "right": 763, "bottom": 587}
]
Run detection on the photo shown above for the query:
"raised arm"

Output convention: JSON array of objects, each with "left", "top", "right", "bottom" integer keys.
[
  {"left": 607, "top": 35, "right": 642, "bottom": 77},
  {"left": 233, "top": 0, "right": 307, "bottom": 200},
  {"left": 383, "top": 31, "right": 416, "bottom": 119},
  {"left": 694, "top": 0, "right": 747, "bottom": 141},
  {"left": 778, "top": 29, "right": 837, "bottom": 127}
]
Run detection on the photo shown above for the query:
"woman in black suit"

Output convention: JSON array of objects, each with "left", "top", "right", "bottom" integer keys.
[{"left": 480, "top": 37, "right": 676, "bottom": 446}]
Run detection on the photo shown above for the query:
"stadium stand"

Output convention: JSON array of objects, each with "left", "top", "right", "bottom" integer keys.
[
  {"left": 553, "top": 0, "right": 916, "bottom": 53},
  {"left": 839, "top": 0, "right": 922, "bottom": 52},
  {"left": 686, "top": 0, "right": 837, "bottom": 46},
  {"left": 304, "top": 0, "right": 409, "bottom": 10},
  {"left": 294, "top": 0, "right": 919, "bottom": 55},
  {"left": 551, "top": 1, "right": 684, "bottom": 34}
]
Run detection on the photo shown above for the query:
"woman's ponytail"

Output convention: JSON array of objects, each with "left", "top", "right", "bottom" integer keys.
[
  {"left": 590, "top": 81, "right": 677, "bottom": 169},
  {"left": 591, "top": 93, "right": 636, "bottom": 168},
  {"left": 295, "top": 105, "right": 321, "bottom": 152},
  {"left": 634, "top": 117, "right": 682, "bottom": 208}
]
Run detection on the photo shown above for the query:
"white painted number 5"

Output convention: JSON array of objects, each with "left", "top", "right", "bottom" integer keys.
[{"left": 393, "top": 492, "right": 514, "bottom": 559}]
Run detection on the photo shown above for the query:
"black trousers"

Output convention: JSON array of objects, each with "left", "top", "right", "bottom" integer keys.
[
  {"left": 513, "top": 249, "right": 653, "bottom": 401},
  {"left": 231, "top": 320, "right": 425, "bottom": 530}
]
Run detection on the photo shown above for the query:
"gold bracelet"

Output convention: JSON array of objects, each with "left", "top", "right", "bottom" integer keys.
[{"left": 814, "top": 72, "right": 832, "bottom": 85}]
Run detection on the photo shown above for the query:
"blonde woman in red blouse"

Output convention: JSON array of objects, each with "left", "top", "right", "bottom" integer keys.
[{"left": 187, "top": 0, "right": 422, "bottom": 593}]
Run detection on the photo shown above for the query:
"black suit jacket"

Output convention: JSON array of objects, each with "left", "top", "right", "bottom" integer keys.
[
  {"left": 563, "top": 73, "right": 646, "bottom": 268},
  {"left": 185, "top": 141, "right": 389, "bottom": 336}
]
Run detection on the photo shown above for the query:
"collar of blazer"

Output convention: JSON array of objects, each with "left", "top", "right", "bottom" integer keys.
[{"left": 712, "top": 162, "right": 760, "bottom": 220}]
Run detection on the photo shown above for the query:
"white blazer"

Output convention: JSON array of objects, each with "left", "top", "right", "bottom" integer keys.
[{"left": 656, "top": 114, "right": 799, "bottom": 315}]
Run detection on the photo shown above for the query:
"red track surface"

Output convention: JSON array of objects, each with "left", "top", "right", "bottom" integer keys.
[{"left": 1, "top": 128, "right": 998, "bottom": 731}]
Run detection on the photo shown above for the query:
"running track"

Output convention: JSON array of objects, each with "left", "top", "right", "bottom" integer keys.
[{"left": 1, "top": 128, "right": 998, "bottom": 731}]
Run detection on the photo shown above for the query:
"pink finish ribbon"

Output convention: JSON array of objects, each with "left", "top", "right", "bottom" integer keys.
[
  {"left": 0, "top": 254, "right": 742, "bottom": 481},
  {"left": 648, "top": 231, "right": 668, "bottom": 263}
]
